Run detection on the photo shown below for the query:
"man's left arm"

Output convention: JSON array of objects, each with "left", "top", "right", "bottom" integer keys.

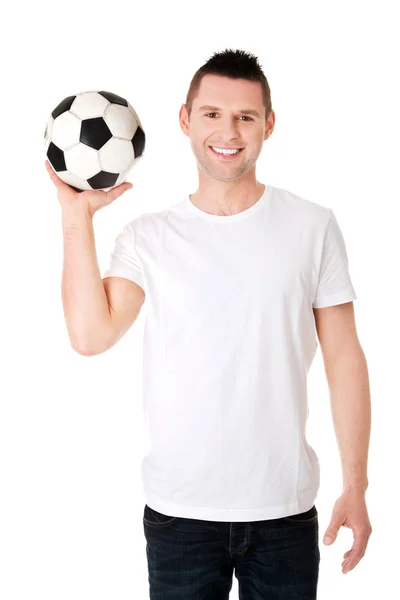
[{"left": 313, "top": 300, "right": 372, "bottom": 574}]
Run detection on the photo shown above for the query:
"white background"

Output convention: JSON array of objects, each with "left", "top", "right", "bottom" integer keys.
[{"left": 1, "top": 1, "right": 398, "bottom": 598}]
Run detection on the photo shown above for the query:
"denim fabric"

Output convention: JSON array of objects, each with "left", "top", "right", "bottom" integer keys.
[{"left": 143, "top": 504, "right": 320, "bottom": 599}]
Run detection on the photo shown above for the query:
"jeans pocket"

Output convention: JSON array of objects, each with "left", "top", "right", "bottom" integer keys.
[
  {"left": 143, "top": 504, "right": 179, "bottom": 527},
  {"left": 282, "top": 504, "right": 318, "bottom": 525}
]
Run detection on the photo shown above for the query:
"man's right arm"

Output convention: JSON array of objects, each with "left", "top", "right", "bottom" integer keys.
[{"left": 61, "top": 205, "right": 144, "bottom": 355}]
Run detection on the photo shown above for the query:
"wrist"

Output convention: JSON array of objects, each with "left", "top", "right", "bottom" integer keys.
[
  {"left": 342, "top": 475, "right": 369, "bottom": 494},
  {"left": 61, "top": 202, "right": 94, "bottom": 220}
]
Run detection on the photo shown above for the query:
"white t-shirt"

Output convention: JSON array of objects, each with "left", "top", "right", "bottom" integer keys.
[{"left": 103, "top": 183, "right": 357, "bottom": 522}]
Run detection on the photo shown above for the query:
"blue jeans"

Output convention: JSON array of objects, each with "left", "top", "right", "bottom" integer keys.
[{"left": 143, "top": 503, "right": 320, "bottom": 599}]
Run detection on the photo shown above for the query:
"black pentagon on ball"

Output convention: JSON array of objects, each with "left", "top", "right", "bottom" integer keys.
[
  {"left": 47, "top": 142, "right": 67, "bottom": 172},
  {"left": 80, "top": 117, "right": 112, "bottom": 150},
  {"left": 132, "top": 125, "right": 145, "bottom": 158},
  {"left": 98, "top": 91, "right": 128, "bottom": 107},
  {"left": 88, "top": 171, "right": 119, "bottom": 190},
  {"left": 51, "top": 95, "right": 76, "bottom": 120}
]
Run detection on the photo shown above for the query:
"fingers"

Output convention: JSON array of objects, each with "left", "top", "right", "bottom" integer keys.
[
  {"left": 44, "top": 159, "right": 57, "bottom": 182},
  {"left": 342, "top": 528, "right": 371, "bottom": 573},
  {"left": 45, "top": 160, "right": 133, "bottom": 200},
  {"left": 45, "top": 160, "right": 69, "bottom": 191}
]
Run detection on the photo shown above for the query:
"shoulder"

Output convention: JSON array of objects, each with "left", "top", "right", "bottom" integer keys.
[
  {"left": 124, "top": 200, "right": 185, "bottom": 240},
  {"left": 269, "top": 184, "right": 330, "bottom": 232},
  {"left": 271, "top": 184, "right": 329, "bottom": 218}
]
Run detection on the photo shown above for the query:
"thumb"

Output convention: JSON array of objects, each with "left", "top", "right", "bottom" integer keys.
[
  {"left": 323, "top": 524, "right": 339, "bottom": 545},
  {"left": 106, "top": 181, "right": 133, "bottom": 202}
]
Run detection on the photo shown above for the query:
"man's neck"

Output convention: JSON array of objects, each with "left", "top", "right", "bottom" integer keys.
[{"left": 189, "top": 183, "right": 266, "bottom": 217}]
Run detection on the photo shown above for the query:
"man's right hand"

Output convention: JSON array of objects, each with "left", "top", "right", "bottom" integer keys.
[{"left": 45, "top": 160, "right": 133, "bottom": 217}]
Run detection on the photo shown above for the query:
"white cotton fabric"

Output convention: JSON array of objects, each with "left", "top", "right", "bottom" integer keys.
[{"left": 103, "top": 183, "right": 357, "bottom": 522}]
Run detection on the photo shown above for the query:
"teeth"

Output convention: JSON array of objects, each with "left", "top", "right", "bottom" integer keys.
[{"left": 212, "top": 147, "right": 240, "bottom": 155}]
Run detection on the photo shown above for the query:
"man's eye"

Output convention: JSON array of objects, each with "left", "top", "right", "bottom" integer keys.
[{"left": 205, "top": 113, "right": 253, "bottom": 121}]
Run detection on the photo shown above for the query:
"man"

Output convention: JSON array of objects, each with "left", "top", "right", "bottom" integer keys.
[{"left": 48, "top": 48, "right": 372, "bottom": 599}]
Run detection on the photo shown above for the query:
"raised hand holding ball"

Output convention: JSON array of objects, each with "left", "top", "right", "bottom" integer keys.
[{"left": 45, "top": 159, "right": 133, "bottom": 217}]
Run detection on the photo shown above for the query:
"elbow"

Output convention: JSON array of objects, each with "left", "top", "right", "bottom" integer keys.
[
  {"left": 69, "top": 328, "right": 113, "bottom": 356},
  {"left": 72, "top": 342, "right": 103, "bottom": 357}
]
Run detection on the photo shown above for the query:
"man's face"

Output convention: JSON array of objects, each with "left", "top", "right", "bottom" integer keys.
[{"left": 180, "top": 74, "right": 274, "bottom": 183}]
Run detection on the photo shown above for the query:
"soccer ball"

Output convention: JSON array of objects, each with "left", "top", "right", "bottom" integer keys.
[{"left": 44, "top": 90, "right": 145, "bottom": 192}]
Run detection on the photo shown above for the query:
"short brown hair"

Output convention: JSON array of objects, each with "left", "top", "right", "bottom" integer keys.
[{"left": 185, "top": 48, "right": 272, "bottom": 122}]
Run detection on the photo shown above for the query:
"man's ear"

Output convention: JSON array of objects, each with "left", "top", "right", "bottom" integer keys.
[
  {"left": 179, "top": 104, "right": 190, "bottom": 137},
  {"left": 264, "top": 109, "right": 275, "bottom": 141}
]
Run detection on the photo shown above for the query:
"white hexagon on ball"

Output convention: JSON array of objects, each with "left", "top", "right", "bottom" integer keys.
[
  {"left": 65, "top": 143, "right": 101, "bottom": 180},
  {"left": 52, "top": 112, "right": 81, "bottom": 151},
  {"left": 128, "top": 102, "right": 141, "bottom": 124},
  {"left": 114, "top": 155, "right": 142, "bottom": 186},
  {"left": 44, "top": 115, "right": 54, "bottom": 142},
  {"left": 59, "top": 172, "right": 93, "bottom": 191},
  {"left": 71, "top": 92, "right": 109, "bottom": 119},
  {"left": 104, "top": 104, "right": 138, "bottom": 139},
  {"left": 44, "top": 116, "right": 54, "bottom": 153},
  {"left": 99, "top": 138, "right": 134, "bottom": 173}
]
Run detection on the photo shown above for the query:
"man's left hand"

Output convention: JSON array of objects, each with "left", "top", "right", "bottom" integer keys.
[{"left": 322, "top": 488, "right": 372, "bottom": 574}]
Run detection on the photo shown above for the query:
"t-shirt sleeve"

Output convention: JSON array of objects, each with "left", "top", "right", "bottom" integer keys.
[
  {"left": 102, "top": 221, "right": 145, "bottom": 292},
  {"left": 312, "top": 208, "right": 357, "bottom": 308}
]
